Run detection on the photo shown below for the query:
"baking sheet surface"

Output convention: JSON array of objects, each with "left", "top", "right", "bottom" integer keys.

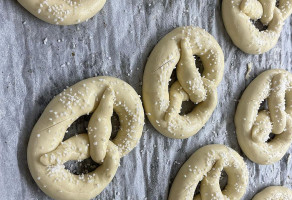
[{"left": 0, "top": 0, "right": 291, "bottom": 199}]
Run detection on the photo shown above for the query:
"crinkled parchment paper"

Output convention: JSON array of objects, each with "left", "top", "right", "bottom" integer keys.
[{"left": 0, "top": 0, "right": 291, "bottom": 199}]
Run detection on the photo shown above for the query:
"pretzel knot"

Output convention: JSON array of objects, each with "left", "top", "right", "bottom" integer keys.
[
  {"left": 18, "top": 0, "right": 106, "bottom": 25},
  {"left": 143, "top": 26, "right": 224, "bottom": 139},
  {"left": 168, "top": 144, "right": 249, "bottom": 200},
  {"left": 222, "top": 0, "right": 292, "bottom": 54},
  {"left": 27, "top": 77, "right": 144, "bottom": 200},
  {"left": 235, "top": 69, "right": 292, "bottom": 165},
  {"left": 252, "top": 186, "right": 292, "bottom": 200}
]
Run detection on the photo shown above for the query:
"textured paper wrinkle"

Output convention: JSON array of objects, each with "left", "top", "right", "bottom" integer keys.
[{"left": 0, "top": 0, "right": 291, "bottom": 199}]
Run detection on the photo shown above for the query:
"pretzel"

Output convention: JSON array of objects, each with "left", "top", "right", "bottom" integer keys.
[
  {"left": 235, "top": 69, "right": 292, "bottom": 165},
  {"left": 142, "top": 26, "right": 224, "bottom": 139},
  {"left": 222, "top": 0, "right": 292, "bottom": 54},
  {"left": 27, "top": 76, "right": 144, "bottom": 200},
  {"left": 168, "top": 144, "right": 248, "bottom": 200},
  {"left": 18, "top": 0, "right": 106, "bottom": 25},
  {"left": 252, "top": 186, "right": 292, "bottom": 200}
]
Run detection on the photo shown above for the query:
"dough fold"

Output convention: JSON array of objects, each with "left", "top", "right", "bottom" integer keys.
[
  {"left": 143, "top": 26, "right": 224, "bottom": 139},
  {"left": 27, "top": 76, "right": 144, "bottom": 200},
  {"left": 235, "top": 69, "right": 292, "bottom": 164},
  {"left": 222, "top": 0, "right": 292, "bottom": 54},
  {"left": 168, "top": 144, "right": 249, "bottom": 200}
]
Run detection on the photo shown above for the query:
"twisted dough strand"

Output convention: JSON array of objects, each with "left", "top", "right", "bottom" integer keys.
[
  {"left": 168, "top": 144, "right": 249, "bottom": 200},
  {"left": 177, "top": 39, "right": 207, "bottom": 104},
  {"left": 143, "top": 26, "right": 224, "bottom": 139},
  {"left": 235, "top": 69, "right": 292, "bottom": 164},
  {"left": 28, "top": 76, "right": 144, "bottom": 200},
  {"left": 222, "top": 0, "right": 292, "bottom": 54}
]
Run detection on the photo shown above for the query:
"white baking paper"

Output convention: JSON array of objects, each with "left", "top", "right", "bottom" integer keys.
[{"left": 0, "top": 0, "right": 291, "bottom": 199}]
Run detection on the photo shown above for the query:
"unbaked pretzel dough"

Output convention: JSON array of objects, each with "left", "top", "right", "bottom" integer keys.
[
  {"left": 168, "top": 144, "right": 248, "bottom": 200},
  {"left": 142, "top": 26, "right": 224, "bottom": 139},
  {"left": 18, "top": 0, "right": 106, "bottom": 25},
  {"left": 27, "top": 76, "right": 144, "bottom": 200},
  {"left": 235, "top": 69, "right": 292, "bottom": 165},
  {"left": 252, "top": 186, "right": 292, "bottom": 200},
  {"left": 222, "top": 0, "right": 292, "bottom": 54}
]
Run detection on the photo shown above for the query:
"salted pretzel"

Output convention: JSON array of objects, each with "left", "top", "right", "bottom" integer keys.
[
  {"left": 18, "top": 0, "right": 106, "bottom": 25},
  {"left": 222, "top": 0, "right": 292, "bottom": 54},
  {"left": 168, "top": 144, "right": 248, "bottom": 200},
  {"left": 143, "top": 26, "right": 224, "bottom": 139},
  {"left": 27, "top": 76, "right": 144, "bottom": 200},
  {"left": 253, "top": 186, "right": 292, "bottom": 200},
  {"left": 235, "top": 69, "right": 292, "bottom": 165}
]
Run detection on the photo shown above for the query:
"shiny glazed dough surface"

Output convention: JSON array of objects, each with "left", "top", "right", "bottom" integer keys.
[
  {"left": 27, "top": 76, "right": 144, "bottom": 200},
  {"left": 168, "top": 144, "right": 249, "bottom": 200},
  {"left": 1, "top": 0, "right": 292, "bottom": 199},
  {"left": 18, "top": 0, "right": 106, "bottom": 25},
  {"left": 143, "top": 26, "right": 224, "bottom": 139},
  {"left": 222, "top": 0, "right": 292, "bottom": 54},
  {"left": 235, "top": 69, "right": 292, "bottom": 165},
  {"left": 252, "top": 186, "right": 292, "bottom": 200}
]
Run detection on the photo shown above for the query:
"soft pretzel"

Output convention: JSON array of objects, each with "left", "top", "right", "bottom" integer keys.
[
  {"left": 142, "top": 26, "right": 224, "bottom": 139},
  {"left": 235, "top": 69, "right": 292, "bottom": 165},
  {"left": 18, "top": 0, "right": 106, "bottom": 25},
  {"left": 27, "top": 76, "right": 144, "bottom": 200},
  {"left": 168, "top": 144, "right": 249, "bottom": 200},
  {"left": 252, "top": 186, "right": 292, "bottom": 200},
  {"left": 222, "top": 0, "right": 292, "bottom": 54}
]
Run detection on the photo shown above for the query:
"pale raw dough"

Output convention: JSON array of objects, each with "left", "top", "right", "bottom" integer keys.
[
  {"left": 168, "top": 144, "right": 249, "bottom": 200},
  {"left": 252, "top": 186, "right": 292, "bottom": 200},
  {"left": 27, "top": 76, "right": 144, "bottom": 200},
  {"left": 142, "top": 26, "right": 224, "bottom": 139},
  {"left": 235, "top": 69, "right": 292, "bottom": 165},
  {"left": 222, "top": 0, "right": 292, "bottom": 54},
  {"left": 18, "top": 0, "right": 106, "bottom": 25}
]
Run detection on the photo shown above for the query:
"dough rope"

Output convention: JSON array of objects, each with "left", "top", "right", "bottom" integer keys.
[
  {"left": 27, "top": 76, "right": 144, "bottom": 200},
  {"left": 235, "top": 69, "right": 292, "bottom": 165},
  {"left": 142, "top": 26, "right": 224, "bottom": 139},
  {"left": 252, "top": 186, "right": 292, "bottom": 200},
  {"left": 168, "top": 144, "right": 248, "bottom": 200},
  {"left": 222, "top": 0, "right": 292, "bottom": 54},
  {"left": 18, "top": 0, "right": 106, "bottom": 25}
]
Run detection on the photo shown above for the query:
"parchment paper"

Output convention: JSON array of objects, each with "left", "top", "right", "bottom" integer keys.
[{"left": 0, "top": 0, "right": 291, "bottom": 199}]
